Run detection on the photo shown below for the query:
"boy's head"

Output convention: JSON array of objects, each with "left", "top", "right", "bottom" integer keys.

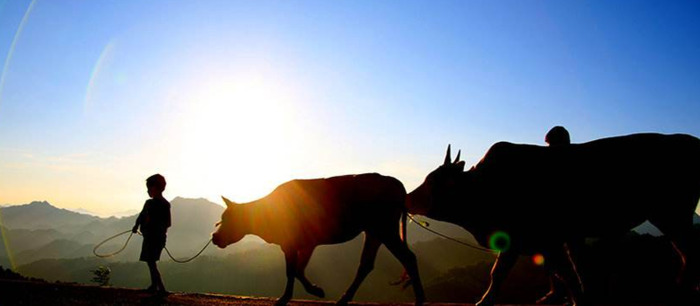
[
  {"left": 545, "top": 126, "right": 570, "bottom": 146},
  {"left": 146, "top": 174, "right": 166, "bottom": 197}
]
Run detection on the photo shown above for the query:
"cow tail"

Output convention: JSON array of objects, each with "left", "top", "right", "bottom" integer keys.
[{"left": 390, "top": 208, "right": 411, "bottom": 287}]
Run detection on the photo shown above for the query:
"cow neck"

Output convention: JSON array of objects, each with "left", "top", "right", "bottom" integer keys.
[{"left": 242, "top": 198, "right": 277, "bottom": 243}]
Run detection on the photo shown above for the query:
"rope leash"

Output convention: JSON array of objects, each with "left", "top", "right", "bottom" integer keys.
[
  {"left": 95, "top": 215, "right": 492, "bottom": 262},
  {"left": 164, "top": 239, "right": 213, "bottom": 263},
  {"left": 407, "top": 214, "right": 498, "bottom": 255},
  {"left": 93, "top": 229, "right": 213, "bottom": 263}
]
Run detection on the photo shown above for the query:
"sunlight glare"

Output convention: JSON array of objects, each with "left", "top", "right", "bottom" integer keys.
[{"left": 171, "top": 73, "right": 306, "bottom": 203}]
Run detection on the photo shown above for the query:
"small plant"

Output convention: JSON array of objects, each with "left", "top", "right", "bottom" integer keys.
[{"left": 90, "top": 265, "right": 111, "bottom": 286}]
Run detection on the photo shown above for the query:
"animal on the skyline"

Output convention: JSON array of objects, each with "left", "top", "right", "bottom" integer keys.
[
  {"left": 212, "top": 173, "right": 425, "bottom": 306},
  {"left": 407, "top": 133, "right": 700, "bottom": 306}
]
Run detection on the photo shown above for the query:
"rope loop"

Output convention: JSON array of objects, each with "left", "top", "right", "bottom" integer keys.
[{"left": 93, "top": 230, "right": 134, "bottom": 258}]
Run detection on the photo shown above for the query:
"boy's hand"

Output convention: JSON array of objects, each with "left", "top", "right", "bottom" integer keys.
[{"left": 132, "top": 225, "right": 139, "bottom": 233}]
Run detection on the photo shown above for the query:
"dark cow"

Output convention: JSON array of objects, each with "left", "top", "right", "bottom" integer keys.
[
  {"left": 407, "top": 134, "right": 700, "bottom": 306},
  {"left": 212, "top": 173, "right": 425, "bottom": 305}
]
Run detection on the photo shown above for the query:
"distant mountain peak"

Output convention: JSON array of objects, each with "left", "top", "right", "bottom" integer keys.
[
  {"left": 172, "top": 196, "right": 212, "bottom": 202},
  {"left": 28, "top": 201, "right": 52, "bottom": 207},
  {"left": 170, "top": 197, "right": 223, "bottom": 208}
]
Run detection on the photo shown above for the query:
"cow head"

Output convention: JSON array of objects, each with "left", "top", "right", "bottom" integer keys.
[
  {"left": 407, "top": 145, "right": 465, "bottom": 215},
  {"left": 212, "top": 196, "right": 247, "bottom": 248}
]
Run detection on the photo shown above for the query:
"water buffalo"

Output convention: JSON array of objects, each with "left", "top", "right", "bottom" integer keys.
[
  {"left": 407, "top": 133, "right": 700, "bottom": 306},
  {"left": 212, "top": 173, "right": 425, "bottom": 305}
]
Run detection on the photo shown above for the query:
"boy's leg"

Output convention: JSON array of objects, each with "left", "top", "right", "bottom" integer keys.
[{"left": 147, "top": 261, "right": 165, "bottom": 292}]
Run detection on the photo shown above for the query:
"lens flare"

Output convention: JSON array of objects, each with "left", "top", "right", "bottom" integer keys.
[
  {"left": 533, "top": 253, "right": 545, "bottom": 266},
  {"left": 0, "top": 209, "right": 15, "bottom": 270},
  {"left": 488, "top": 231, "right": 511, "bottom": 252},
  {"left": 84, "top": 40, "right": 116, "bottom": 115},
  {"left": 0, "top": 0, "right": 36, "bottom": 109}
]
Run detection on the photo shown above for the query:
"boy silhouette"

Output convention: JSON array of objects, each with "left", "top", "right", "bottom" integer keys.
[
  {"left": 132, "top": 174, "right": 171, "bottom": 294},
  {"left": 539, "top": 125, "right": 576, "bottom": 305}
]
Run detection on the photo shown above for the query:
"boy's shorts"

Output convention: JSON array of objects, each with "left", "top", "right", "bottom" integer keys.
[{"left": 140, "top": 234, "right": 166, "bottom": 262}]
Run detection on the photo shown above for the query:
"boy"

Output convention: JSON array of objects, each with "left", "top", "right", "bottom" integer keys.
[
  {"left": 132, "top": 174, "right": 171, "bottom": 294},
  {"left": 545, "top": 125, "right": 571, "bottom": 146},
  {"left": 539, "top": 126, "right": 575, "bottom": 305}
]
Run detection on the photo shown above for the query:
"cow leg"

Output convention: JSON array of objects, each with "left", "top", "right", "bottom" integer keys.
[
  {"left": 651, "top": 214, "right": 700, "bottom": 302},
  {"left": 337, "top": 233, "right": 382, "bottom": 305},
  {"left": 276, "top": 248, "right": 298, "bottom": 306},
  {"left": 477, "top": 250, "right": 518, "bottom": 306},
  {"left": 381, "top": 234, "right": 425, "bottom": 306},
  {"left": 295, "top": 247, "right": 325, "bottom": 298}
]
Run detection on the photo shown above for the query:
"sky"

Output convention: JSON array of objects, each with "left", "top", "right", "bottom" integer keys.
[{"left": 0, "top": 0, "right": 699, "bottom": 216}]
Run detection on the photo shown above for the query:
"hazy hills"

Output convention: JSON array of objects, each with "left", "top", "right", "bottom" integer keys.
[
  {"left": 0, "top": 198, "right": 228, "bottom": 266},
  {"left": 13, "top": 230, "right": 697, "bottom": 304},
  {"left": 0, "top": 198, "right": 478, "bottom": 267},
  {"left": 1, "top": 198, "right": 699, "bottom": 303},
  {"left": 0, "top": 201, "right": 102, "bottom": 232},
  {"left": 1, "top": 198, "right": 697, "bottom": 268}
]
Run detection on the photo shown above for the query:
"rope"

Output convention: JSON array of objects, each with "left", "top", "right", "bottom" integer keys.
[
  {"left": 93, "top": 230, "right": 134, "bottom": 258},
  {"left": 407, "top": 214, "right": 498, "bottom": 255},
  {"left": 163, "top": 239, "right": 213, "bottom": 263},
  {"left": 93, "top": 229, "right": 213, "bottom": 263}
]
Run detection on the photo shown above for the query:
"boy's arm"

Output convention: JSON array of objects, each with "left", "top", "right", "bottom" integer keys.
[
  {"left": 166, "top": 206, "right": 172, "bottom": 229},
  {"left": 132, "top": 202, "right": 147, "bottom": 233}
]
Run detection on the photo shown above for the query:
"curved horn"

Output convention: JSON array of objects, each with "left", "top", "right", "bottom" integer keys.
[
  {"left": 444, "top": 144, "right": 452, "bottom": 165},
  {"left": 221, "top": 196, "right": 236, "bottom": 208},
  {"left": 455, "top": 150, "right": 461, "bottom": 163}
]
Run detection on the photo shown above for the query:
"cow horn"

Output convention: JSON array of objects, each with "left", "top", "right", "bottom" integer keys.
[
  {"left": 221, "top": 196, "right": 236, "bottom": 208},
  {"left": 444, "top": 145, "right": 452, "bottom": 165},
  {"left": 455, "top": 150, "right": 461, "bottom": 163}
]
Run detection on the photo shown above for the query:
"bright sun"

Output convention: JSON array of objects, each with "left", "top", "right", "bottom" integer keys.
[{"left": 168, "top": 73, "right": 307, "bottom": 203}]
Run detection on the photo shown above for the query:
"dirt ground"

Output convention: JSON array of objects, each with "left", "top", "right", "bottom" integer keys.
[{"left": 0, "top": 279, "right": 472, "bottom": 306}]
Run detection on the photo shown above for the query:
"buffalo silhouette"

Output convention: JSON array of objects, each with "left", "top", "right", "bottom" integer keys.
[
  {"left": 407, "top": 133, "right": 700, "bottom": 306},
  {"left": 213, "top": 173, "right": 425, "bottom": 305}
]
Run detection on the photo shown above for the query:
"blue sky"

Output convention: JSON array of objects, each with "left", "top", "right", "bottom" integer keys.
[{"left": 0, "top": 0, "right": 699, "bottom": 215}]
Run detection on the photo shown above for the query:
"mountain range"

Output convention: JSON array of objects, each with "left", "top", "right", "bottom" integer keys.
[
  {"left": 1, "top": 198, "right": 698, "bottom": 303},
  {"left": 2, "top": 198, "right": 698, "bottom": 268},
  {"left": 0, "top": 198, "right": 478, "bottom": 268},
  {"left": 0, "top": 198, "right": 227, "bottom": 267}
]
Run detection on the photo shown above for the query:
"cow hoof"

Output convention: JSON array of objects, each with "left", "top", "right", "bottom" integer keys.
[{"left": 307, "top": 285, "right": 325, "bottom": 298}]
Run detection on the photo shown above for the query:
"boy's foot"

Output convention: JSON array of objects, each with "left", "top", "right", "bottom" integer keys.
[{"left": 156, "top": 289, "right": 170, "bottom": 296}]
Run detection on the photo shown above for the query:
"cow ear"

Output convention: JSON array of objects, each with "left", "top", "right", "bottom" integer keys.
[
  {"left": 455, "top": 161, "right": 466, "bottom": 171},
  {"left": 222, "top": 196, "right": 237, "bottom": 208},
  {"left": 444, "top": 144, "right": 452, "bottom": 165}
]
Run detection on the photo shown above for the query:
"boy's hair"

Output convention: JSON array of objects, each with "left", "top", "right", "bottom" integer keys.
[{"left": 146, "top": 174, "right": 167, "bottom": 191}]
